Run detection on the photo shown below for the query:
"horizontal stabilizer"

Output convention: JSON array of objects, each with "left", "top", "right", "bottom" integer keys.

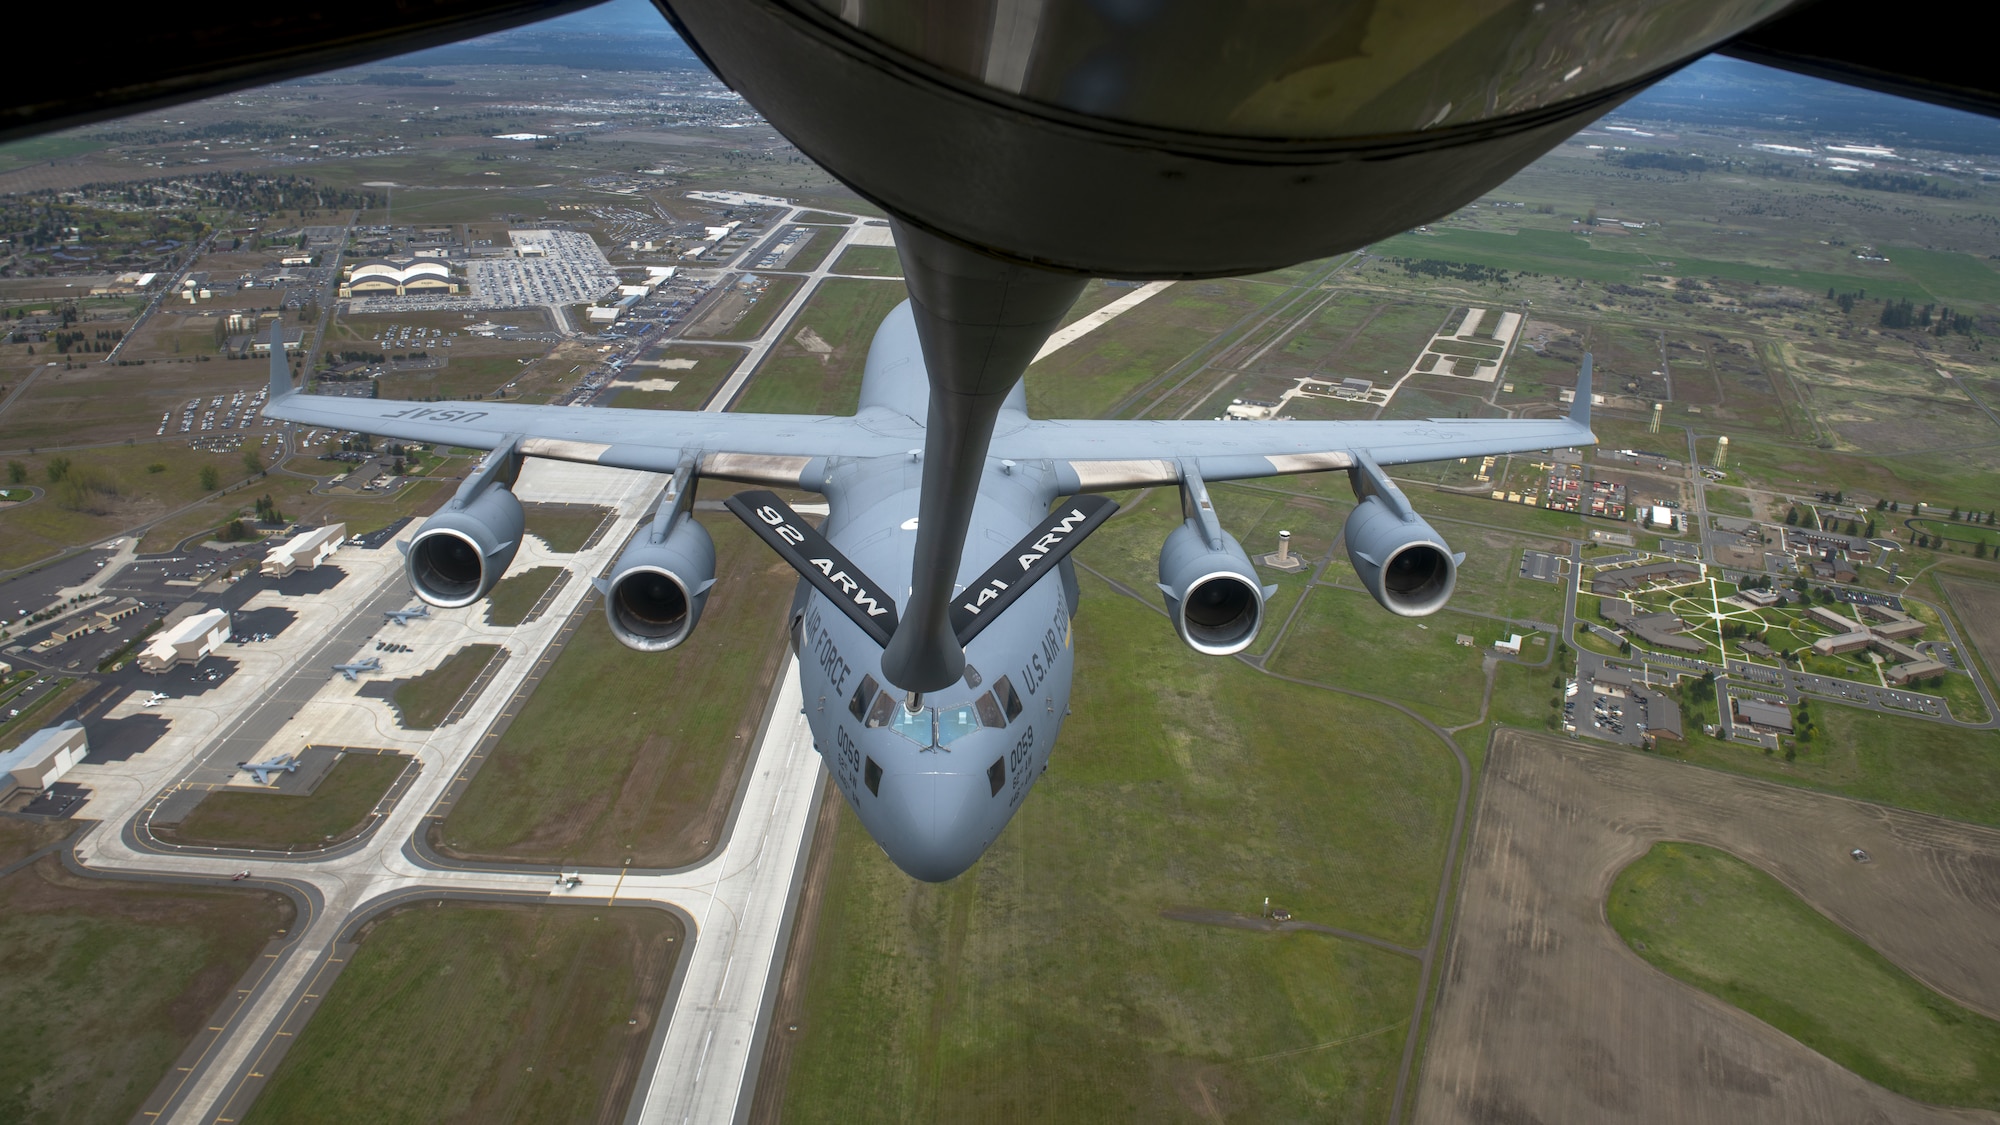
[
  {"left": 725, "top": 490, "right": 900, "bottom": 647},
  {"left": 950, "top": 494, "right": 1118, "bottom": 647}
]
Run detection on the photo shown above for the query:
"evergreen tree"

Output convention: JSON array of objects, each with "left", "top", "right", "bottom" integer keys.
[{"left": 1785, "top": 506, "right": 1800, "bottom": 526}]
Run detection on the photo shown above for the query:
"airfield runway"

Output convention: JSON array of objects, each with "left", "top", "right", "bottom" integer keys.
[{"left": 1417, "top": 730, "right": 2000, "bottom": 1124}]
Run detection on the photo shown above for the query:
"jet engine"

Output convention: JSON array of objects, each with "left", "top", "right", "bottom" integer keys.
[
  {"left": 406, "top": 484, "right": 524, "bottom": 608},
  {"left": 1342, "top": 497, "right": 1459, "bottom": 617},
  {"left": 1157, "top": 520, "right": 1267, "bottom": 656},
  {"left": 604, "top": 517, "right": 716, "bottom": 652}
]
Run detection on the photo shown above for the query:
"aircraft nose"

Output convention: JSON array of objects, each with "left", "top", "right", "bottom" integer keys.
[{"left": 873, "top": 769, "right": 991, "bottom": 882}]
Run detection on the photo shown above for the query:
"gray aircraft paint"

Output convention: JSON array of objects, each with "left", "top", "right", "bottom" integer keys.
[
  {"left": 793, "top": 306, "right": 1078, "bottom": 880},
  {"left": 264, "top": 308, "right": 1595, "bottom": 883}
]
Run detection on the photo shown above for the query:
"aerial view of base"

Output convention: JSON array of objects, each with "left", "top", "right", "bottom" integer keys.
[{"left": 1, "top": 2, "right": 1998, "bottom": 1122}]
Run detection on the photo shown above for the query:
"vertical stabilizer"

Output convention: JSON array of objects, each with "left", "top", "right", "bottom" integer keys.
[
  {"left": 269, "top": 320, "right": 292, "bottom": 399},
  {"left": 1570, "top": 353, "right": 1593, "bottom": 427}
]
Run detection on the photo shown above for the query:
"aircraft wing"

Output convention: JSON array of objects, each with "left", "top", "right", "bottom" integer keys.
[
  {"left": 1002, "top": 359, "right": 1597, "bottom": 490},
  {"left": 261, "top": 344, "right": 909, "bottom": 486}
]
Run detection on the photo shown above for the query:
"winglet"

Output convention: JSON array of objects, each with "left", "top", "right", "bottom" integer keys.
[
  {"left": 268, "top": 320, "right": 292, "bottom": 400},
  {"left": 1569, "top": 353, "right": 1593, "bottom": 428}
]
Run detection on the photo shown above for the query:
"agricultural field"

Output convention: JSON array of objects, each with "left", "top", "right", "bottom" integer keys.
[{"left": 1610, "top": 841, "right": 2000, "bottom": 1110}]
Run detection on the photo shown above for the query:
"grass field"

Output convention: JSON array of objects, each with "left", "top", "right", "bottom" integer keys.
[
  {"left": 241, "top": 903, "right": 680, "bottom": 1125},
  {"left": 1659, "top": 701, "right": 2000, "bottom": 827},
  {"left": 0, "top": 441, "right": 269, "bottom": 568},
  {"left": 320, "top": 477, "right": 454, "bottom": 537},
  {"left": 780, "top": 225, "right": 844, "bottom": 272},
  {"left": 0, "top": 859, "right": 293, "bottom": 1125},
  {"left": 780, "top": 577, "right": 1457, "bottom": 1121},
  {"left": 609, "top": 344, "right": 744, "bottom": 412},
  {"left": 161, "top": 754, "right": 408, "bottom": 851},
  {"left": 710, "top": 274, "right": 804, "bottom": 343},
  {"left": 830, "top": 245, "right": 900, "bottom": 277},
  {"left": 522, "top": 503, "right": 609, "bottom": 553},
  {"left": 1609, "top": 841, "right": 2000, "bottom": 1110},
  {"left": 486, "top": 566, "right": 563, "bottom": 627},
  {"left": 438, "top": 518, "right": 793, "bottom": 867},
  {"left": 390, "top": 645, "right": 501, "bottom": 731},
  {"left": 1271, "top": 588, "right": 1497, "bottom": 727},
  {"left": 733, "top": 279, "right": 904, "bottom": 416}
]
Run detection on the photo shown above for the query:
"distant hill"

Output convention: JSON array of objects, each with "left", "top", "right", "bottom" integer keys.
[
  {"left": 1619, "top": 56, "right": 2000, "bottom": 155},
  {"left": 392, "top": 0, "right": 703, "bottom": 72}
]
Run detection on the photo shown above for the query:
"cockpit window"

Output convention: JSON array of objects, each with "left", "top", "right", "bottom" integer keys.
[
  {"left": 937, "top": 703, "right": 983, "bottom": 748},
  {"left": 962, "top": 663, "right": 982, "bottom": 688},
  {"left": 849, "top": 675, "right": 878, "bottom": 723},
  {"left": 865, "top": 690, "right": 896, "bottom": 728},
  {"left": 993, "top": 676, "right": 1023, "bottom": 723},
  {"left": 987, "top": 756, "right": 1006, "bottom": 797},
  {"left": 889, "top": 702, "right": 931, "bottom": 746},
  {"left": 974, "top": 692, "right": 1003, "bottom": 729},
  {"left": 864, "top": 756, "right": 882, "bottom": 796}
]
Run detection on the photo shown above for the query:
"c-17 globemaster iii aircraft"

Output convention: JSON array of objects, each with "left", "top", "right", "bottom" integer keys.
[{"left": 263, "top": 316, "right": 1595, "bottom": 880}]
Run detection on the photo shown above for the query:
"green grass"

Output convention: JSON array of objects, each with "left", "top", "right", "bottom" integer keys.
[
  {"left": 162, "top": 754, "right": 408, "bottom": 851},
  {"left": 610, "top": 344, "right": 743, "bottom": 412},
  {"left": 0, "top": 860, "right": 292, "bottom": 1125},
  {"left": 522, "top": 504, "right": 608, "bottom": 553},
  {"left": 1660, "top": 700, "right": 2000, "bottom": 825},
  {"left": 1372, "top": 226, "right": 1937, "bottom": 302},
  {"left": 1272, "top": 587, "right": 1494, "bottom": 727},
  {"left": 390, "top": 645, "right": 501, "bottom": 731},
  {"left": 485, "top": 567, "right": 563, "bottom": 628},
  {"left": 779, "top": 225, "right": 843, "bottom": 272},
  {"left": 1610, "top": 842, "right": 2000, "bottom": 1109},
  {"left": 0, "top": 132, "right": 109, "bottom": 174},
  {"left": 439, "top": 518, "right": 793, "bottom": 867},
  {"left": 711, "top": 274, "right": 803, "bottom": 342},
  {"left": 241, "top": 903, "right": 679, "bottom": 1125},
  {"left": 734, "top": 278, "right": 904, "bottom": 415},
  {"left": 830, "top": 245, "right": 900, "bottom": 277},
  {"left": 781, "top": 577, "right": 1456, "bottom": 1121},
  {"left": 794, "top": 211, "right": 854, "bottom": 225}
]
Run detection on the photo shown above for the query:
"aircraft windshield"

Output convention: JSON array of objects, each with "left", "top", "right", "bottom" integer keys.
[{"left": 937, "top": 704, "right": 983, "bottom": 748}]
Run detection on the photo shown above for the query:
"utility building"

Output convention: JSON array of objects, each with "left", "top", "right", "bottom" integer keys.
[
  {"left": 262, "top": 523, "right": 346, "bottom": 577},
  {"left": 138, "top": 609, "right": 230, "bottom": 673},
  {"left": 0, "top": 720, "right": 87, "bottom": 802}
]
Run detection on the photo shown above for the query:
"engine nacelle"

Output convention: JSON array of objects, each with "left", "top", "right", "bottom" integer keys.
[
  {"left": 406, "top": 486, "right": 524, "bottom": 607},
  {"left": 1342, "top": 496, "right": 1458, "bottom": 616},
  {"left": 604, "top": 517, "right": 715, "bottom": 652},
  {"left": 1157, "top": 520, "right": 1267, "bottom": 656}
]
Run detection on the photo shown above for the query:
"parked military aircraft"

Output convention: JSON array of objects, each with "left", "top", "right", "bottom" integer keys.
[
  {"left": 383, "top": 606, "right": 429, "bottom": 627},
  {"left": 331, "top": 656, "right": 384, "bottom": 682},
  {"left": 141, "top": 691, "right": 169, "bottom": 707},
  {"left": 238, "top": 756, "right": 298, "bottom": 785}
]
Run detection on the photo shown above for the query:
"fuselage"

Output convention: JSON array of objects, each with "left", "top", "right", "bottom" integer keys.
[{"left": 791, "top": 304, "right": 1074, "bottom": 882}]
